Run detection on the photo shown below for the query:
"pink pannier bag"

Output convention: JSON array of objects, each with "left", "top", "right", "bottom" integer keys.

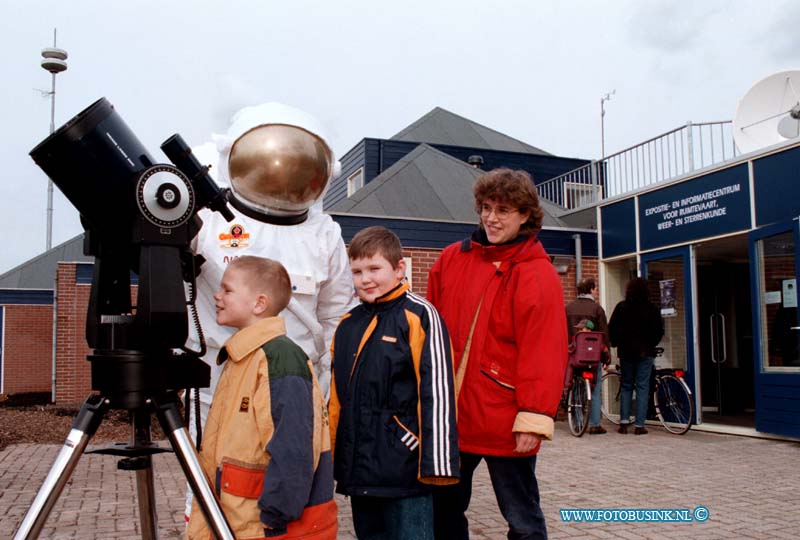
[{"left": 568, "top": 331, "right": 605, "bottom": 368}]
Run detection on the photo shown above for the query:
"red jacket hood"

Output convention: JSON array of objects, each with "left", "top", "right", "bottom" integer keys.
[{"left": 461, "top": 232, "right": 551, "bottom": 265}]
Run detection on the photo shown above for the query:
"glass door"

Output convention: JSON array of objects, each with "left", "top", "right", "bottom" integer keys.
[
  {"left": 641, "top": 246, "right": 697, "bottom": 422},
  {"left": 749, "top": 220, "right": 800, "bottom": 438}
]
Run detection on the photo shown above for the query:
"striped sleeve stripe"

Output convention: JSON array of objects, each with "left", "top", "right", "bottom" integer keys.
[
  {"left": 407, "top": 292, "right": 452, "bottom": 477},
  {"left": 402, "top": 433, "right": 419, "bottom": 451},
  {"left": 395, "top": 415, "right": 420, "bottom": 451}
]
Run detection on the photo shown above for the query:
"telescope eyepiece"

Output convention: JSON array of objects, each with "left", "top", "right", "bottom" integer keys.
[{"left": 156, "top": 183, "right": 181, "bottom": 209}]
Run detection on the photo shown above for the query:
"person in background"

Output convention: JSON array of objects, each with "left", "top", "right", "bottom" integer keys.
[
  {"left": 565, "top": 278, "right": 610, "bottom": 434},
  {"left": 329, "top": 226, "right": 459, "bottom": 540},
  {"left": 608, "top": 277, "right": 665, "bottom": 435},
  {"left": 427, "top": 168, "right": 567, "bottom": 540}
]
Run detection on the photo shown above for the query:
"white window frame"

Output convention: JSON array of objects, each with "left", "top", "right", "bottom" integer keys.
[
  {"left": 563, "top": 181, "right": 602, "bottom": 209},
  {"left": 347, "top": 168, "right": 365, "bottom": 197}
]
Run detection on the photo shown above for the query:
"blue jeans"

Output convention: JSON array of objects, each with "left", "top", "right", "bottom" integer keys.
[
  {"left": 589, "top": 362, "right": 603, "bottom": 427},
  {"left": 351, "top": 493, "right": 433, "bottom": 540},
  {"left": 433, "top": 452, "right": 547, "bottom": 540},
  {"left": 619, "top": 356, "right": 655, "bottom": 427}
]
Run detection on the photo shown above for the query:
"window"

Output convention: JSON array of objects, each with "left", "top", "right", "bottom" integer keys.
[
  {"left": 564, "top": 182, "right": 602, "bottom": 209},
  {"left": 347, "top": 168, "right": 364, "bottom": 197},
  {"left": 756, "top": 231, "right": 800, "bottom": 371}
]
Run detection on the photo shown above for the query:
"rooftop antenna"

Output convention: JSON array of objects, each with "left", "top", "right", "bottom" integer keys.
[
  {"left": 40, "top": 28, "right": 68, "bottom": 251},
  {"left": 601, "top": 90, "right": 615, "bottom": 158},
  {"left": 732, "top": 70, "right": 800, "bottom": 154}
]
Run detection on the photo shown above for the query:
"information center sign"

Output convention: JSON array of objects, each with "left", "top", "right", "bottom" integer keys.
[{"left": 638, "top": 164, "right": 750, "bottom": 251}]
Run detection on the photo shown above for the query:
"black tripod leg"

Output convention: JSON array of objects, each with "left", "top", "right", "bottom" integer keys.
[
  {"left": 13, "top": 395, "right": 108, "bottom": 540},
  {"left": 154, "top": 397, "right": 234, "bottom": 540},
  {"left": 130, "top": 409, "right": 158, "bottom": 540}
]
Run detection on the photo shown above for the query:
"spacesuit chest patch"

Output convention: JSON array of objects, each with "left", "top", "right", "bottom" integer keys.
[
  {"left": 239, "top": 397, "right": 250, "bottom": 412},
  {"left": 289, "top": 273, "right": 316, "bottom": 295},
  {"left": 219, "top": 224, "right": 250, "bottom": 248}
]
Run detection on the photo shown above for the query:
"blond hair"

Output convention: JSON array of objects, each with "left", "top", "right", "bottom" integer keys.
[{"left": 228, "top": 256, "right": 292, "bottom": 315}]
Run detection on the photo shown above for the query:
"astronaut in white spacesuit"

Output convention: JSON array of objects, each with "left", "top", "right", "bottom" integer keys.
[
  {"left": 184, "top": 103, "right": 357, "bottom": 517},
  {"left": 188, "top": 102, "right": 356, "bottom": 400}
]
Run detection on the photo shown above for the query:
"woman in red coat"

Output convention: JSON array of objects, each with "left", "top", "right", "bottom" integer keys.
[{"left": 426, "top": 168, "right": 568, "bottom": 540}]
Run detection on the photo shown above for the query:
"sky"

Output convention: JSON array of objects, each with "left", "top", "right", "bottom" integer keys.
[{"left": 0, "top": 0, "right": 797, "bottom": 275}]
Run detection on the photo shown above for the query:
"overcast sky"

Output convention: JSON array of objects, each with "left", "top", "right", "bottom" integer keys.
[{"left": 1, "top": 0, "right": 796, "bottom": 275}]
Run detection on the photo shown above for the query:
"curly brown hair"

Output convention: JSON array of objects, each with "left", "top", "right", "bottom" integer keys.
[{"left": 473, "top": 168, "right": 544, "bottom": 236}]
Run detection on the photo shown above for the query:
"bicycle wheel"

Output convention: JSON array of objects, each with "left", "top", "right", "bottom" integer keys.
[
  {"left": 600, "top": 371, "right": 622, "bottom": 425},
  {"left": 567, "top": 377, "right": 591, "bottom": 436},
  {"left": 654, "top": 374, "right": 694, "bottom": 435}
]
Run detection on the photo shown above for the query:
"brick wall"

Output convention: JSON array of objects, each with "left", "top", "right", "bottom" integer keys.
[
  {"left": 55, "top": 263, "right": 92, "bottom": 405},
  {"left": 560, "top": 257, "right": 598, "bottom": 304},
  {"left": 403, "top": 248, "right": 440, "bottom": 294},
  {"left": 1, "top": 304, "right": 52, "bottom": 394}
]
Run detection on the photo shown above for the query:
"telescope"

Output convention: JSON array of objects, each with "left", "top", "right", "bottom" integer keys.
[{"left": 15, "top": 98, "right": 236, "bottom": 540}]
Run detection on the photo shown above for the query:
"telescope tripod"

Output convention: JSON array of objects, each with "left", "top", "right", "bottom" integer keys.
[{"left": 13, "top": 392, "right": 234, "bottom": 540}]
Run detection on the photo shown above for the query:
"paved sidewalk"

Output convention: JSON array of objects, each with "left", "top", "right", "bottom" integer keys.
[{"left": 1, "top": 421, "right": 798, "bottom": 539}]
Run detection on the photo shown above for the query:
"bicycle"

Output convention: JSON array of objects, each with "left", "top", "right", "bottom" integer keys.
[
  {"left": 600, "top": 349, "right": 694, "bottom": 435},
  {"left": 562, "top": 364, "right": 599, "bottom": 437},
  {"left": 560, "top": 331, "right": 605, "bottom": 437}
]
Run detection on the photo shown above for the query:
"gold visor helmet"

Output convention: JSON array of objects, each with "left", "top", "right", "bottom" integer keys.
[
  {"left": 228, "top": 124, "right": 332, "bottom": 215},
  {"left": 222, "top": 103, "right": 337, "bottom": 218}
]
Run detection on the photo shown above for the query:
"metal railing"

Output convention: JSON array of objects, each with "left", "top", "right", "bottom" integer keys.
[{"left": 537, "top": 121, "right": 738, "bottom": 209}]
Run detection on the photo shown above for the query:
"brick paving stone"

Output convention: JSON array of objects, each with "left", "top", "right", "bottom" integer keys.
[{"left": 1, "top": 420, "right": 799, "bottom": 538}]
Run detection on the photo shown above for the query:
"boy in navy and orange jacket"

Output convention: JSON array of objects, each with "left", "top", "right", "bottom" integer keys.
[{"left": 329, "top": 226, "right": 459, "bottom": 540}]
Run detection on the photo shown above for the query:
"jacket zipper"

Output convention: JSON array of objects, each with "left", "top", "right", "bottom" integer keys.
[{"left": 345, "top": 313, "right": 378, "bottom": 493}]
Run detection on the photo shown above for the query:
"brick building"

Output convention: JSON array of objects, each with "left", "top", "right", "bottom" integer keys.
[{"left": 0, "top": 239, "right": 91, "bottom": 398}]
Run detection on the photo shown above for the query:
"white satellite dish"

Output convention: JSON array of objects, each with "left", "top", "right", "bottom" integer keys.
[{"left": 732, "top": 70, "right": 800, "bottom": 154}]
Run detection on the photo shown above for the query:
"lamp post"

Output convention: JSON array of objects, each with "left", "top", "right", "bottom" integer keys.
[
  {"left": 600, "top": 90, "right": 615, "bottom": 158},
  {"left": 40, "top": 28, "right": 68, "bottom": 251}
]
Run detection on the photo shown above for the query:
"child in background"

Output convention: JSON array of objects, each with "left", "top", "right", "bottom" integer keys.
[
  {"left": 329, "top": 226, "right": 459, "bottom": 540},
  {"left": 187, "top": 255, "right": 336, "bottom": 540},
  {"left": 566, "top": 320, "right": 609, "bottom": 372},
  {"left": 564, "top": 319, "right": 609, "bottom": 396}
]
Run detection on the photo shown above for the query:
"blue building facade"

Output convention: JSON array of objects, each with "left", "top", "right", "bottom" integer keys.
[
  {"left": 324, "top": 138, "right": 589, "bottom": 209},
  {"left": 598, "top": 140, "right": 800, "bottom": 439}
]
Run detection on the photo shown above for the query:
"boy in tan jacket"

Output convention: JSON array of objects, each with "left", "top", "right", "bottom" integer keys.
[{"left": 187, "top": 256, "right": 336, "bottom": 540}]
